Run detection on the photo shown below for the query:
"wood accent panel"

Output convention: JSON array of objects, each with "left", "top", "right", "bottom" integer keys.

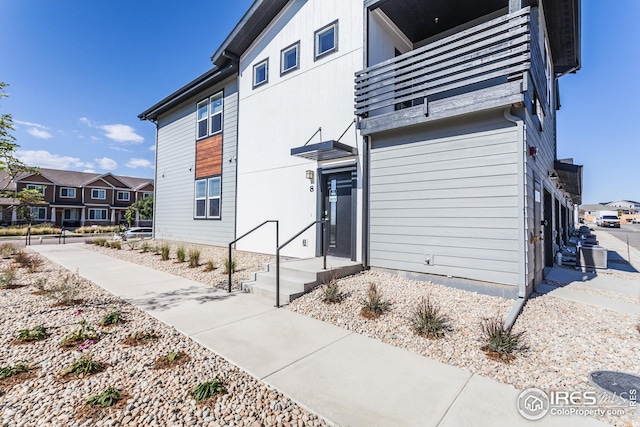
[{"left": 196, "top": 134, "right": 223, "bottom": 179}]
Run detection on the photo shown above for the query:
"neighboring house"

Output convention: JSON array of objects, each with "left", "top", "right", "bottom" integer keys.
[
  {"left": 140, "top": 0, "right": 582, "bottom": 298},
  {"left": 605, "top": 200, "right": 640, "bottom": 214},
  {"left": 0, "top": 168, "right": 154, "bottom": 227}
]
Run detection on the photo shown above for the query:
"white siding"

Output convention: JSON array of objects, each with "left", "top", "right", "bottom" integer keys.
[
  {"left": 369, "top": 112, "right": 521, "bottom": 286},
  {"left": 154, "top": 77, "right": 237, "bottom": 246}
]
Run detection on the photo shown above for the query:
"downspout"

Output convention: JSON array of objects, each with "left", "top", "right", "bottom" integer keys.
[
  {"left": 362, "top": 134, "right": 370, "bottom": 269},
  {"left": 503, "top": 106, "right": 528, "bottom": 328},
  {"left": 151, "top": 118, "right": 158, "bottom": 240}
]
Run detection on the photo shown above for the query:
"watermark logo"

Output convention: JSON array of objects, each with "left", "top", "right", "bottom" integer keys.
[{"left": 517, "top": 388, "right": 550, "bottom": 420}]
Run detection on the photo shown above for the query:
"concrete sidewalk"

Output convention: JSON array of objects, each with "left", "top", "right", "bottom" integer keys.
[{"left": 32, "top": 244, "right": 603, "bottom": 427}]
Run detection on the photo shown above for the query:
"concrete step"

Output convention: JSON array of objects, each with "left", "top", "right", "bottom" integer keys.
[{"left": 242, "top": 257, "right": 363, "bottom": 305}]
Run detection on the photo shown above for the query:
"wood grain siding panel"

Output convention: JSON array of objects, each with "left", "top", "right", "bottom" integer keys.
[
  {"left": 369, "top": 112, "right": 520, "bottom": 286},
  {"left": 153, "top": 77, "right": 237, "bottom": 247},
  {"left": 196, "top": 135, "right": 223, "bottom": 178}
]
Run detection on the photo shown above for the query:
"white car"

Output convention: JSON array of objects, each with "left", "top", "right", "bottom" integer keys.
[{"left": 123, "top": 227, "right": 153, "bottom": 240}]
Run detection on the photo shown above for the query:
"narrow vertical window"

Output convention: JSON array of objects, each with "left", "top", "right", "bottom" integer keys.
[
  {"left": 315, "top": 21, "right": 338, "bottom": 60},
  {"left": 253, "top": 58, "right": 269, "bottom": 88},
  {"left": 210, "top": 93, "right": 223, "bottom": 134},
  {"left": 207, "top": 177, "right": 221, "bottom": 218},
  {"left": 195, "top": 180, "right": 206, "bottom": 218},
  {"left": 281, "top": 41, "right": 300, "bottom": 75},
  {"left": 197, "top": 100, "right": 208, "bottom": 139}
]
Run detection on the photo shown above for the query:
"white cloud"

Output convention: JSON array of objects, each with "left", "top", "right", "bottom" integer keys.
[
  {"left": 83, "top": 169, "right": 97, "bottom": 173},
  {"left": 100, "top": 124, "right": 144, "bottom": 144},
  {"left": 95, "top": 157, "right": 118, "bottom": 170},
  {"left": 149, "top": 144, "right": 156, "bottom": 152},
  {"left": 14, "top": 120, "right": 49, "bottom": 129},
  {"left": 27, "top": 128, "right": 53, "bottom": 139},
  {"left": 17, "top": 150, "right": 93, "bottom": 170},
  {"left": 126, "top": 158, "right": 154, "bottom": 169},
  {"left": 79, "top": 117, "right": 93, "bottom": 126}
]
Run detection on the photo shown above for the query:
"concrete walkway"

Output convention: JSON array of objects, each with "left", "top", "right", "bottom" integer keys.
[{"left": 32, "top": 244, "right": 603, "bottom": 427}]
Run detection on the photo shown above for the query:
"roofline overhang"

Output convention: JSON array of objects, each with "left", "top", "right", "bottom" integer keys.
[{"left": 138, "top": 62, "right": 237, "bottom": 122}]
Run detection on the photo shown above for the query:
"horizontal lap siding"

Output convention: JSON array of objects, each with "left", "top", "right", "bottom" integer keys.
[
  {"left": 154, "top": 78, "right": 237, "bottom": 247},
  {"left": 370, "top": 114, "right": 520, "bottom": 286}
]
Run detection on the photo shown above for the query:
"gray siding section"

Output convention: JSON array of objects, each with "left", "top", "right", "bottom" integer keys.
[
  {"left": 154, "top": 77, "right": 237, "bottom": 247},
  {"left": 369, "top": 112, "right": 521, "bottom": 286}
]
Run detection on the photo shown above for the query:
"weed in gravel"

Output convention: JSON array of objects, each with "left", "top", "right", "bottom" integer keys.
[
  {"left": 192, "top": 377, "right": 226, "bottom": 402},
  {"left": 410, "top": 297, "right": 452, "bottom": 339},
  {"left": 0, "top": 242, "right": 18, "bottom": 259},
  {"left": 204, "top": 260, "right": 216, "bottom": 272},
  {"left": 160, "top": 243, "right": 171, "bottom": 261},
  {"left": 480, "top": 316, "right": 528, "bottom": 362},
  {"left": 99, "top": 309, "right": 123, "bottom": 326},
  {"left": 0, "top": 265, "right": 18, "bottom": 288},
  {"left": 108, "top": 241, "right": 122, "bottom": 250},
  {"left": 126, "top": 240, "right": 139, "bottom": 251},
  {"left": 122, "top": 328, "right": 159, "bottom": 346},
  {"left": 94, "top": 238, "right": 107, "bottom": 247},
  {"left": 176, "top": 246, "right": 186, "bottom": 263},
  {"left": 223, "top": 258, "right": 237, "bottom": 274},
  {"left": 33, "top": 277, "right": 48, "bottom": 294},
  {"left": 360, "top": 283, "right": 389, "bottom": 319},
  {"left": 140, "top": 242, "right": 151, "bottom": 253},
  {"left": 321, "top": 274, "right": 344, "bottom": 304},
  {"left": 188, "top": 249, "right": 201, "bottom": 268},
  {"left": 86, "top": 387, "right": 121, "bottom": 407},
  {"left": 61, "top": 319, "right": 99, "bottom": 348},
  {"left": 17, "top": 325, "right": 49, "bottom": 342},
  {"left": 0, "top": 361, "right": 30, "bottom": 379},
  {"left": 62, "top": 354, "right": 104, "bottom": 377},
  {"left": 13, "top": 250, "right": 30, "bottom": 266},
  {"left": 46, "top": 271, "right": 82, "bottom": 306}
]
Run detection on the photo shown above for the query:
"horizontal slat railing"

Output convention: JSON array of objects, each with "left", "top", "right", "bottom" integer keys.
[{"left": 355, "top": 7, "right": 532, "bottom": 118}]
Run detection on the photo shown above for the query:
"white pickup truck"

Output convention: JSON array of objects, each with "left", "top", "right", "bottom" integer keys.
[{"left": 595, "top": 210, "right": 621, "bottom": 228}]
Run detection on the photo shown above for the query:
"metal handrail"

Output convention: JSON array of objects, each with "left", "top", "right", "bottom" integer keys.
[
  {"left": 275, "top": 219, "right": 328, "bottom": 308},
  {"left": 227, "top": 220, "right": 279, "bottom": 293},
  {"left": 58, "top": 226, "right": 66, "bottom": 245}
]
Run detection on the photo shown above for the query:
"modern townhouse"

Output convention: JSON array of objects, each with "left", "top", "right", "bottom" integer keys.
[
  {"left": 0, "top": 168, "right": 154, "bottom": 227},
  {"left": 140, "top": 0, "right": 582, "bottom": 300}
]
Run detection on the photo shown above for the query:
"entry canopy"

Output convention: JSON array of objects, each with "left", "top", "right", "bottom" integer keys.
[
  {"left": 554, "top": 160, "right": 583, "bottom": 205},
  {"left": 291, "top": 140, "right": 358, "bottom": 161}
]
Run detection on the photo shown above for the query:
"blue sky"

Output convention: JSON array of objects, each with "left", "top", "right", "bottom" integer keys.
[{"left": 0, "top": 0, "right": 638, "bottom": 204}]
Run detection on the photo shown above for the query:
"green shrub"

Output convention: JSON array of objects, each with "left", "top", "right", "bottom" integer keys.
[
  {"left": 223, "top": 258, "right": 236, "bottom": 274},
  {"left": 0, "top": 361, "right": 30, "bottom": 379},
  {"left": 63, "top": 354, "right": 104, "bottom": 377},
  {"left": 17, "top": 325, "right": 49, "bottom": 342},
  {"left": 15, "top": 253, "right": 44, "bottom": 273},
  {"left": 109, "top": 241, "right": 122, "bottom": 250},
  {"left": 0, "top": 266, "right": 18, "bottom": 288},
  {"left": 321, "top": 274, "right": 343, "bottom": 304},
  {"left": 411, "top": 297, "right": 452, "bottom": 339},
  {"left": 204, "top": 260, "right": 216, "bottom": 272},
  {"left": 188, "top": 249, "right": 201, "bottom": 268},
  {"left": 192, "top": 377, "right": 226, "bottom": 402},
  {"left": 360, "top": 283, "right": 389, "bottom": 318},
  {"left": 61, "top": 319, "right": 98, "bottom": 347},
  {"left": 176, "top": 246, "right": 186, "bottom": 263},
  {"left": 86, "top": 387, "right": 121, "bottom": 407},
  {"left": 0, "top": 242, "right": 19, "bottom": 259},
  {"left": 140, "top": 242, "right": 151, "bottom": 253},
  {"left": 480, "top": 317, "right": 528, "bottom": 361},
  {"left": 94, "top": 238, "right": 107, "bottom": 247},
  {"left": 99, "top": 309, "right": 122, "bottom": 326},
  {"left": 160, "top": 243, "right": 171, "bottom": 261}
]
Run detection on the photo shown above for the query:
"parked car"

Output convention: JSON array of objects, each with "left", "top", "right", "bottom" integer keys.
[{"left": 122, "top": 227, "right": 153, "bottom": 240}]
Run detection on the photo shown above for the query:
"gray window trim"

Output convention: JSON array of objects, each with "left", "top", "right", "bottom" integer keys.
[
  {"left": 280, "top": 41, "right": 300, "bottom": 76},
  {"left": 314, "top": 20, "right": 339, "bottom": 61},
  {"left": 253, "top": 58, "right": 269, "bottom": 89}
]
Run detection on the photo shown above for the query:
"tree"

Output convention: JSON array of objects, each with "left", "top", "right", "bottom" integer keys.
[
  {"left": 15, "top": 187, "right": 45, "bottom": 226},
  {"left": 0, "top": 82, "right": 37, "bottom": 195},
  {"left": 125, "top": 196, "right": 153, "bottom": 226}
]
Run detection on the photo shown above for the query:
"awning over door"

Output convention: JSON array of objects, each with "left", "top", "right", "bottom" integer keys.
[
  {"left": 554, "top": 160, "right": 583, "bottom": 205},
  {"left": 290, "top": 140, "right": 358, "bottom": 161}
]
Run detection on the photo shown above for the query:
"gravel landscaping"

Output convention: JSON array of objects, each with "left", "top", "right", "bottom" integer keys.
[
  {"left": 287, "top": 270, "right": 639, "bottom": 427},
  {"left": 0, "top": 247, "right": 326, "bottom": 427}
]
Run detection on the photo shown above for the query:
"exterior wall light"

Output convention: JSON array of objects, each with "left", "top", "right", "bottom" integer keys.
[{"left": 305, "top": 170, "right": 314, "bottom": 181}]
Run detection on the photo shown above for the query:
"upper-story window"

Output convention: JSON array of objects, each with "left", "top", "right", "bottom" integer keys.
[
  {"left": 26, "top": 184, "right": 46, "bottom": 195},
  {"left": 116, "top": 191, "right": 130, "bottom": 201},
  {"left": 253, "top": 58, "right": 269, "bottom": 89},
  {"left": 281, "top": 41, "right": 300, "bottom": 76},
  {"left": 315, "top": 20, "right": 338, "bottom": 60},
  {"left": 60, "top": 187, "right": 76, "bottom": 198},
  {"left": 91, "top": 189, "right": 106, "bottom": 199},
  {"left": 197, "top": 91, "right": 223, "bottom": 139}
]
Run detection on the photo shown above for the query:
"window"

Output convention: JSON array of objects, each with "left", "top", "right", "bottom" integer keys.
[
  {"left": 117, "top": 191, "right": 130, "bottom": 201},
  {"left": 91, "top": 189, "right": 106, "bottom": 199},
  {"left": 60, "top": 187, "right": 76, "bottom": 198},
  {"left": 253, "top": 58, "right": 269, "bottom": 88},
  {"left": 64, "top": 209, "right": 79, "bottom": 220},
  {"left": 197, "top": 91, "right": 224, "bottom": 139},
  {"left": 142, "top": 192, "right": 152, "bottom": 198},
  {"left": 88, "top": 208, "right": 108, "bottom": 220},
  {"left": 195, "top": 180, "right": 207, "bottom": 218},
  {"left": 31, "top": 207, "right": 46, "bottom": 221},
  {"left": 194, "top": 177, "right": 221, "bottom": 219},
  {"left": 315, "top": 20, "right": 338, "bottom": 60},
  {"left": 208, "top": 177, "right": 221, "bottom": 219},
  {"left": 26, "top": 184, "right": 46, "bottom": 195},
  {"left": 281, "top": 41, "right": 300, "bottom": 75}
]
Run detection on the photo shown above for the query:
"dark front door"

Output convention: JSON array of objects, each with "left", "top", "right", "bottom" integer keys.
[{"left": 323, "top": 171, "right": 353, "bottom": 258}]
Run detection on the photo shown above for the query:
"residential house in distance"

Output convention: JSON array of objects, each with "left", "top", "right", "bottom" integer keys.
[
  {"left": 0, "top": 168, "right": 154, "bottom": 227},
  {"left": 140, "top": 0, "right": 582, "bottom": 300}
]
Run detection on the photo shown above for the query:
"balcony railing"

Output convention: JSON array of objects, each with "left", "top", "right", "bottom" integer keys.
[{"left": 355, "top": 7, "right": 538, "bottom": 125}]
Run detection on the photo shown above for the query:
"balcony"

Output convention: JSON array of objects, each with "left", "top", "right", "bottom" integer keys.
[{"left": 355, "top": 7, "right": 545, "bottom": 135}]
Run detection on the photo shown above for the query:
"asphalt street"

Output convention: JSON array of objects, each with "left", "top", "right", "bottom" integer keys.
[{"left": 601, "top": 224, "right": 640, "bottom": 252}]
